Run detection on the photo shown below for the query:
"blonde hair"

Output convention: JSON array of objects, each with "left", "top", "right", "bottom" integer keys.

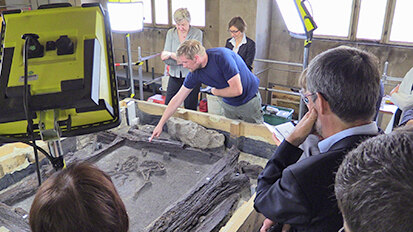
[
  {"left": 177, "top": 39, "right": 206, "bottom": 60},
  {"left": 174, "top": 8, "right": 191, "bottom": 24}
]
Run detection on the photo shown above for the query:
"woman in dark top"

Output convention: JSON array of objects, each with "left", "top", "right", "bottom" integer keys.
[{"left": 225, "top": 16, "right": 256, "bottom": 71}]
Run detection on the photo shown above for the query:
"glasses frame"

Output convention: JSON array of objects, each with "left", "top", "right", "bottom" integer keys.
[
  {"left": 338, "top": 226, "right": 345, "bottom": 232},
  {"left": 299, "top": 89, "right": 315, "bottom": 104},
  {"left": 228, "top": 29, "right": 240, "bottom": 34}
]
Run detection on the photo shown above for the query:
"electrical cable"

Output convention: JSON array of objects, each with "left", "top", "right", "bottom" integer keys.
[{"left": 22, "top": 36, "right": 42, "bottom": 186}]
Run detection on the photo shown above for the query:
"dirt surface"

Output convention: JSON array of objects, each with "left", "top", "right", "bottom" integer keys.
[
  {"left": 95, "top": 145, "right": 216, "bottom": 231},
  {"left": 9, "top": 132, "right": 220, "bottom": 232}
]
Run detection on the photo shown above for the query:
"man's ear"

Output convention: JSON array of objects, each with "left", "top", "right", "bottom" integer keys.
[
  {"left": 316, "top": 92, "right": 331, "bottom": 115},
  {"left": 194, "top": 54, "right": 200, "bottom": 62}
]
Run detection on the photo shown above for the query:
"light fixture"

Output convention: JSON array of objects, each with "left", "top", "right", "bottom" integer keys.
[
  {"left": 275, "top": 0, "right": 317, "bottom": 39},
  {"left": 107, "top": 0, "right": 144, "bottom": 33}
]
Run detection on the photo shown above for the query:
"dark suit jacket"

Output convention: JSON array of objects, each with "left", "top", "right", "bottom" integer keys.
[
  {"left": 400, "top": 108, "right": 413, "bottom": 125},
  {"left": 254, "top": 134, "right": 376, "bottom": 232},
  {"left": 225, "top": 36, "right": 255, "bottom": 71}
]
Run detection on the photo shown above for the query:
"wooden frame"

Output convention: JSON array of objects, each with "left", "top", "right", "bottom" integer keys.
[{"left": 136, "top": 100, "right": 277, "bottom": 145}]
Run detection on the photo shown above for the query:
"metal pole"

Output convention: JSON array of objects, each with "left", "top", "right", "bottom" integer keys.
[
  {"left": 381, "top": 61, "right": 403, "bottom": 83},
  {"left": 303, "top": 47, "right": 309, "bottom": 69},
  {"left": 254, "top": 58, "right": 303, "bottom": 67},
  {"left": 115, "top": 53, "right": 161, "bottom": 67},
  {"left": 298, "top": 46, "right": 310, "bottom": 120},
  {"left": 382, "top": 61, "right": 388, "bottom": 83},
  {"left": 258, "top": 86, "right": 300, "bottom": 96},
  {"left": 151, "top": 67, "right": 156, "bottom": 94},
  {"left": 138, "top": 46, "right": 144, "bottom": 100},
  {"left": 126, "top": 33, "right": 135, "bottom": 98}
]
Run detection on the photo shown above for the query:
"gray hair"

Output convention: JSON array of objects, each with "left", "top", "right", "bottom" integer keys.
[
  {"left": 174, "top": 8, "right": 191, "bottom": 24},
  {"left": 335, "top": 126, "right": 413, "bottom": 232},
  {"left": 177, "top": 39, "right": 205, "bottom": 60},
  {"left": 304, "top": 46, "right": 380, "bottom": 122}
]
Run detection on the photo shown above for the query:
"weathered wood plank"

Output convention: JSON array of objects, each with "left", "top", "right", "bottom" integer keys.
[
  {"left": 0, "top": 202, "right": 30, "bottom": 231},
  {"left": 146, "top": 147, "right": 250, "bottom": 232}
]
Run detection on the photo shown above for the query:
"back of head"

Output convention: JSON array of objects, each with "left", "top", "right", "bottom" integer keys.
[
  {"left": 305, "top": 46, "right": 380, "bottom": 122},
  {"left": 29, "top": 162, "right": 129, "bottom": 232},
  {"left": 335, "top": 126, "right": 413, "bottom": 232},
  {"left": 228, "top": 16, "right": 246, "bottom": 32},
  {"left": 177, "top": 39, "right": 205, "bottom": 60},
  {"left": 174, "top": 8, "right": 191, "bottom": 24}
]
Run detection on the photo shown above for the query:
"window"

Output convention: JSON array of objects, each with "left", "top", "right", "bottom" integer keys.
[
  {"left": 151, "top": 0, "right": 205, "bottom": 27},
  {"left": 154, "top": 0, "right": 168, "bottom": 25},
  {"left": 281, "top": 0, "right": 413, "bottom": 45},
  {"left": 310, "top": 0, "right": 353, "bottom": 38},
  {"left": 357, "top": 0, "right": 387, "bottom": 40},
  {"left": 107, "top": 2, "right": 144, "bottom": 32},
  {"left": 171, "top": 0, "right": 205, "bottom": 27},
  {"left": 390, "top": 0, "right": 413, "bottom": 43},
  {"left": 141, "top": 0, "right": 152, "bottom": 24}
]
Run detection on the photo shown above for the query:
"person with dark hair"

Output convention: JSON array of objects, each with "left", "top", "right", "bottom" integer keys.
[
  {"left": 29, "top": 162, "right": 129, "bottom": 232},
  {"left": 225, "top": 16, "right": 255, "bottom": 71},
  {"left": 335, "top": 126, "right": 413, "bottom": 232},
  {"left": 162, "top": 8, "right": 203, "bottom": 110},
  {"left": 254, "top": 46, "right": 381, "bottom": 232}
]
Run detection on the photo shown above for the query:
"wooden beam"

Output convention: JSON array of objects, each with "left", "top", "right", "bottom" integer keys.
[
  {"left": 230, "top": 121, "right": 241, "bottom": 137},
  {"left": 381, "top": 0, "right": 397, "bottom": 43},
  {"left": 219, "top": 193, "right": 265, "bottom": 232}
]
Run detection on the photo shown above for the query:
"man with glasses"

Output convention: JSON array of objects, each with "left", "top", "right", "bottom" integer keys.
[
  {"left": 254, "top": 46, "right": 381, "bottom": 232},
  {"left": 335, "top": 126, "right": 413, "bottom": 232}
]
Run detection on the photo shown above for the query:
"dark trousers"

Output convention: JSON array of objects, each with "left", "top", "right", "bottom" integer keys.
[{"left": 165, "top": 76, "right": 201, "bottom": 111}]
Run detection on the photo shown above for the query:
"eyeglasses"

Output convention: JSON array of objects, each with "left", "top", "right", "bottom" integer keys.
[
  {"left": 228, "top": 29, "right": 240, "bottom": 34},
  {"left": 176, "top": 21, "right": 189, "bottom": 27},
  {"left": 299, "top": 89, "right": 315, "bottom": 104},
  {"left": 338, "top": 226, "right": 345, "bottom": 232}
]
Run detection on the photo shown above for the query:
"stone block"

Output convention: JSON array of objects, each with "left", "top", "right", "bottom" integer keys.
[
  {"left": 166, "top": 117, "right": 225, "bottom": 149},
  {"left": 0, "top": 152, "right": 29, "bottom": 176},
  {"left": 0, "top": 142, "right": 48, "bottom": 178}
]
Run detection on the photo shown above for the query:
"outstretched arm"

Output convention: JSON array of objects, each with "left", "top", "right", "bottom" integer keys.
[{"left": 149, "top": 86, "right": 192, "bottom": 141}]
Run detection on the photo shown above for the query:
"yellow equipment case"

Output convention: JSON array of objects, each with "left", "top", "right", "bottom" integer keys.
[{"left": 0, "top": 3, "right": 120, "bottom": 142}]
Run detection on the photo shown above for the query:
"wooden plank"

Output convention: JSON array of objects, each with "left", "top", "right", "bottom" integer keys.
[
  {"left": 0, "top": 202, "right": 30, "bottom": 232},
  {"left": 230, "top": 121, "right": 241, "bottom": 137},
  {"left": 136, "top": 100, "right": 276, "bottom": 145},
  {"left": 177, "top": 110, "right": 189, "bottom": 120},
  {"left": 146, "top": 147, "right": 250, "bottom": 231},
  {"left": 219, "top": 193, "right": 265, "bottom": 232},
  {"left": 271, "top": 85, "right": 300, "bottom": 102}
]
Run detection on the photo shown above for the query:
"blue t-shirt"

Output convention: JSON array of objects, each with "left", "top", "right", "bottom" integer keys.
[{"left": 183, "top": 47, "right": 259, "bottom": 106}]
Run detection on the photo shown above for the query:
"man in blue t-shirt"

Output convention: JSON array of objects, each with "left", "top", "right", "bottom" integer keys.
[{"left": 150, "top": 39, "right": 263, "bottom": 141}]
